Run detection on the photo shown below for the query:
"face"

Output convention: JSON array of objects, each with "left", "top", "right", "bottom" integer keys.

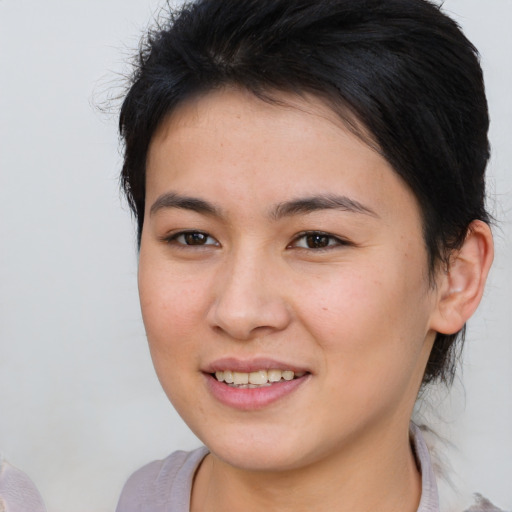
[{"left": 139, "top": 88, "right": 440, "bottom": 472}]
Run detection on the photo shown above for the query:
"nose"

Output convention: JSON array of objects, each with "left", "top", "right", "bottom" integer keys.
[{"left": 207, "top": 250, "right": 292, "bottom": 341}]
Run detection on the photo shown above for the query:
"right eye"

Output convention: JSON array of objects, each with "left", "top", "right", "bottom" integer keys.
[
  {"left": 165, "top": 231, "right": 219, "bottom": 247},
  {"left": 288, "top": 230, "right": 351, "bottom": 251}
]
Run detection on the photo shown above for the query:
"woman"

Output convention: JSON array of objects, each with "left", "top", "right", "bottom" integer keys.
[{"left": 115, "top": 0, "right": 500, "bottom": 510}]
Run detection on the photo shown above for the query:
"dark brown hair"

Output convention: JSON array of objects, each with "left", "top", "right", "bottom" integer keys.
[{"left": 119, "top": 0, "right": 490, "bottom": 386}]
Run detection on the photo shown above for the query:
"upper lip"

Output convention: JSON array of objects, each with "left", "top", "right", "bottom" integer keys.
[{"left": 203, "top": 357, "right": 311, "bottom": 374}]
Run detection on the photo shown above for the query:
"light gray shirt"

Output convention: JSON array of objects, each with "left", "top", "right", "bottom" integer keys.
[
  {"left": 115, "top": 423, "right": 504, "bottom": 512},
  {"left": 0, "top": 458, "right": 46, "bottom": 512}
]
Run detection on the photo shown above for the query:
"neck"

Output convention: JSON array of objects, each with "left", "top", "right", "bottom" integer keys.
[{"left": 191, "top": 420, "right": 422, "bottom": 512}]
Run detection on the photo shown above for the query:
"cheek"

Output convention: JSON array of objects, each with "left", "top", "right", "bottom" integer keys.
[
  {"left": 294, "top": 266, "right": 395, "bottom": 337},
  {"left": 138, "top": 260, "right": 207, "bottom": 410},
  {"left": 295, "top": 259, "right": 432, "bottom": 372},
  {"left": 299, "top": 272, "right": 431, "bottom": 425},
  {"left": 138, "top": 254, "right": 207, "bottom": 358}
]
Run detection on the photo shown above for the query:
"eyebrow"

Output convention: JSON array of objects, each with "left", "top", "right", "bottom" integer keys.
[
  {"left": 270, "top": 194, "right": 379, "bottom": 220},
  {"left": 149, "top": 191, "right": 378, "bottom": 220},
  {"left": 150, "top": 192, "right": 223, "bottom": 217}
]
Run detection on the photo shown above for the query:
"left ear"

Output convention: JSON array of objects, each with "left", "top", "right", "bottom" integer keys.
[{"left": 429, "top": 220, "right": 494, "bottom": 335}]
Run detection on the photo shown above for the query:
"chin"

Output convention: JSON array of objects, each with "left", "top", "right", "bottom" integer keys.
[
  {"left": 212, "top": 442, "right": 308, "bottom": 472},
  {"left": 193, "top": 423, "right": 325, "bottom": 472}
]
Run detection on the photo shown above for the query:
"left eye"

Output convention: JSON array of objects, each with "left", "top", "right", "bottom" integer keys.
[
  {"left": 290, "top": 232, "right": 346, "bottom": 249},
  {"left": 169, "top": 231, "right": 219, "bottom": 246}
]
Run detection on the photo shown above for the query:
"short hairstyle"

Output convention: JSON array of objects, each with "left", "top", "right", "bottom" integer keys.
[{"left": 119, "top": 0, "right": 491, "bottom": 386}]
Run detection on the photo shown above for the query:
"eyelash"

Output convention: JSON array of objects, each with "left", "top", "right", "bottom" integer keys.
[
  {"left": 162, "top": 230, "right": 220, "bottom": 247},
  {"left": 288, "top": 231, "right": 351, "bottom": 251},
  {"left": 162, "top": 230, "right": 351, "bottom": 251}
]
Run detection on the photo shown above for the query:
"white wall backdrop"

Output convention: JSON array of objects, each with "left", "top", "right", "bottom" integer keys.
[{"left": 0, "top": 1, "right": 510, "bottom": 511}]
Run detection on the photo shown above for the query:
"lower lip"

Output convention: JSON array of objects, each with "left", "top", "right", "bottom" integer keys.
[{"left": 204, "top": 374, "right": 310, "bottom": 410}]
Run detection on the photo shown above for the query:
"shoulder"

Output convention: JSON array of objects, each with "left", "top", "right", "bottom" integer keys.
[
  {"left": 116, "top": 447, "right": 209, "bottom": 512},
  {"left": 0, "top": 457, "right": 46, "bottom": 512},
  {"left": 462, "top": 494, "right": 509, "bottom": 512},
  {"left": 411, "top": 424, "right": 508, "bottom": 512}
]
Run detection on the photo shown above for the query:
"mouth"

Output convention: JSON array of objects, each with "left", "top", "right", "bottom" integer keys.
[
  {"left": 203, "top": 361, "right": 311, "bottom": 409},
  {"left": 211, "top": 369, "right": 308, "bottom": 389},
  {"left": 203, "top": 357, "right": 311, "bottom": 409}
]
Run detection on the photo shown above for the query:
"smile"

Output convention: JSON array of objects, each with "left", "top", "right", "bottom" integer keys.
[
  {"left": 214, "top": 369, "right": 307, "bottom": 388},
  {"left": 205, "top": 364, "right": 310, "bottom": 409}
]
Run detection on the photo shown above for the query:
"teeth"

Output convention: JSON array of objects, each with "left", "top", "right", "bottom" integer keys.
[
  {"left": 233, "top": 372, "right": 249, "bottom": 385},
  {"left": 249, "top": 370, "right": 268, "bottom": 385},
  {"left": 282, "top": 370, "right": 294, "bottom": 381},
  {"left": 214, "top": 369, "right": 305, "bottom": 386},
  {"left": 267, "top": 369, "right": 282, "bottom": 382}
]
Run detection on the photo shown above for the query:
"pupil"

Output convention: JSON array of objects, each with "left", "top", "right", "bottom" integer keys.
[
  {"left": 307, "top": 234, "right": 329, "bottom": 248},
  {"left": 185, "top": 232, "right": 207, "bottom": 245}
]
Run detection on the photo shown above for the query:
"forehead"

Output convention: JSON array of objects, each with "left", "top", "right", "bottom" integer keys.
[
  {"left": 145, "top": 87, "right": 420, "bottom": 224},
  {"left": 150, "top": 87, "right": 374, "bottom": 154}
]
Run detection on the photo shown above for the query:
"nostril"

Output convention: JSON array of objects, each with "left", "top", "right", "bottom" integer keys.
[{"left": 207, "top": 274, "right": 292, "bottom": 340}]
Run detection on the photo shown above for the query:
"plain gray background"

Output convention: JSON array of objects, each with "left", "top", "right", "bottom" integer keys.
[{"left": 0, "top": 1, "right": 510, "bottom": 511}]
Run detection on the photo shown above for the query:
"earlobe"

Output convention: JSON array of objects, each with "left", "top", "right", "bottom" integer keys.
[{"left": 430, "top": 220, "right": 494, "bottom": 335}]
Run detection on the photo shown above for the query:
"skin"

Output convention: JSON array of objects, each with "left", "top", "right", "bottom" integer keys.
[{"left": 138, "top": 87, "right": 493, "bottom": 512}]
